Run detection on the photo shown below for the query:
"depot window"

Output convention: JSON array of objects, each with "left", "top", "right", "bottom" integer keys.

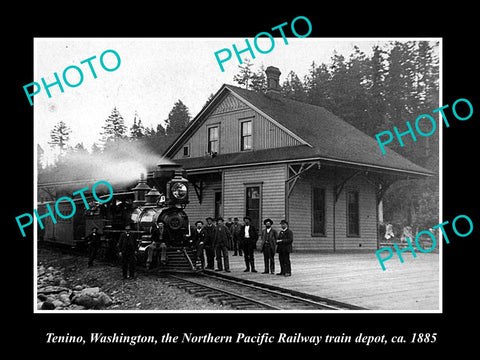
[
  {"left": 312, "top": 187, "right": 326, "bottom": 236},
  {"left": 240, "top": 120, "right": 252, "bottom": 151},
  {"left": 207, "top": 125, "right": 219, "bottom": 154},
  {"left": 347, "top": 190, "right": 360, "bottom": 236}
]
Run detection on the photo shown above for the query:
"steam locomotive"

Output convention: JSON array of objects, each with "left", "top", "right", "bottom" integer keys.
[{"left": 38, "top": 164, "right": 198, "bottom": 272}]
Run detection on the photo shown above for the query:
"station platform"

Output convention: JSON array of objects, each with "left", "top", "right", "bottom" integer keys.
[{"left": 207, "top": 250, "right": 440, "bottom": 311}]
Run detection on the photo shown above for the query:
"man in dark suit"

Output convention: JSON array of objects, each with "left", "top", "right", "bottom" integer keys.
[
  {"left": 225, "top": 217, "right": 233, "bottom": 250},
  {"left": 214, "top": 217, "right": 231, "bottom": 272},
  {"left": 231, "top": 217, "right": 243, "bottom": 256},
  {"left": 260, "top": 219, "right": 277, "bottom": 274},
  {"left": 192, "top": 220, "right": 206, "bottom": 269},
  {"left": 86, "top": 227, "right": 101, "bottom": 267},
  {"left": 203, "top": 217, "right": 216, "bottom": 270},
  {"left": 276, "top": 219, "right": 293, "bottom": 276},
  {"left": 240, "top": 216, "right": 258, "bottom": 272},
  {"left": 118, "top": 225, "right": 137, "bottom": 279},
  {"left": 146, "top": 221, "right": 168, "bottom": 269}
]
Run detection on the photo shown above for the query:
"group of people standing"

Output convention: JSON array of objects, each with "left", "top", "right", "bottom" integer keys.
[
  {"left": 191, "top": 216, "right": 293, "bottom": 277},
  {"left": 84, "top": 216, "right": 294, "bottom": 280}
]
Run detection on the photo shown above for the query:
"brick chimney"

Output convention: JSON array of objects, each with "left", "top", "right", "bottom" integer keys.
[{"left": 265, "top": 66, "right": 281, "bottom": 95}]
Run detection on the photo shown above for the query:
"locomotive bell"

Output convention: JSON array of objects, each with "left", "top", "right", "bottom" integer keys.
[
  {"left": 132, "top": 173, "right": 151, "bottom": 206},
  {"left": 166, "top": 172, "right": 189, "bottom": 205}
]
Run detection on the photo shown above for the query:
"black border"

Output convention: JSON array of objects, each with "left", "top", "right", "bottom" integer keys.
[{"left": 9, "top": 6, "right": 478, "bottom": 355}]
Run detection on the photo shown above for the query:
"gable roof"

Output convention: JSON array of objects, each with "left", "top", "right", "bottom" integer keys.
[{"left": 164, "top": 84, "right": 434, "bottom": 177}]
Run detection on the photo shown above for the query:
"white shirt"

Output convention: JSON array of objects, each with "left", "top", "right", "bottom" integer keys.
[
  {"left": 266, "top": 228, "right": 271, "bottom": 234},
  {"left": 244, "top": 225, "right": 250, "bottom": 238}
]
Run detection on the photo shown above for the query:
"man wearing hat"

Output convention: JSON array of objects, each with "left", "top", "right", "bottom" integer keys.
[
  {"left": 277, "top": 220, "right": 293, "bottom": 276},
  {"left": 260, "top": 218, "right": 277, "bottom": 274},
  {"left": 225, "top": 217, "right": 234, "bottom": 250},
  {"left": 203, "top": 217, "right": 216, "bottom": 270},
  {"left": 146, "top": 221, "right": 168, "bottom": 269},
  {"left": 192, "top": 220, "right": 206, "bottom": 269},
  {"left": 86, "top": 227, "right": 101, "bottom": 267},
  {"left": 118, "top": 225, "right": 137, "bottom": 279},
  {"left": 213, "top": 217, "right": 231, "bottom": 272},
  {"left": 231, "top": 217, "right": 243, "bottom": 256},
  {"left": 240, "top": 216, "right": 258, "bottom": 272}
]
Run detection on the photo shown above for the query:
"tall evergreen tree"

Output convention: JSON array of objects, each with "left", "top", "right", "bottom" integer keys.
[
  {"left": 304, "top": 62, "right": 332, "bottom": 109},
  {"left": 250, "top": 64, "right": 267, "bottom": 92},
  {"left": 383, "top": 42, "right": 418, "bottom": 131},
  {"left": 73, "top": 142, "right": 88, "bottom": 154},
  {"left": 130, "top": 111, "right": 146, "bottom": 139},
  {"left": 344, "top": 46, "right": 371, "bottom": 132},
  {"left": 281, "top": 70, "right": 307, "bottom": 102},
  {"left": 48, "top": 120, "right": 71, "bottom": 151},
  {"left": 140, "top": 121, "right": 171, "bottom": 155},
  {"left": 381, "top": 41, "right": 439, "bottom": 229},
  {"left": 165, "top": 100, "right": 191, "bottom": 136},
  {"left": 233, "top": 59, "right": 253, "bottom": 89},
  {"left": 101, "top": 106, "right": 127, "bottom": 145},
  {"left": 233, "top": 61, "right": 267, "bottom": 92},
  {"left": 91, "top": 142, "right": 102, "bottom": 154},
  {"left": 328, "top": 52, "right": 349, "bottom": 116},
  {"left": 364, "top": 45, "right": 388, "bottom": 136},
  {"left": 156, "top": 123, "right": 167, "bottom": 137}
]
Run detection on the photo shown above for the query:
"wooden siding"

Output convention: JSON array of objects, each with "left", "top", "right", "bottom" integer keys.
[
  {"left": 223, "top": 164, "right": 286, "bottom": 233},
  {"left": 173, "top": 93, "right": 301, "bottom": 159},
  {"left": 335, "top": 175, "right": 377, "bottom": 250},
  {"left": 289, "top": 172, "right": 335, "bottom": 251},
  {"left": 288, "top": 168, "right": 378, "bottom": 251},
  {"left": 210, "top": 92, "right": 249, "bottom": 115},
  {"left": 185, "top": 179, "right": 222, "bottom": 223},
  {"left": 185, "top": 165, "right": 379, "bottom": 251}
]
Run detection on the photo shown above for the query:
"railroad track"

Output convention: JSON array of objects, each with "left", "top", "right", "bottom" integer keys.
[
  {"left": 164, "top": 272, "right": 365, "bottom": 311},
  {"left": 39, "top": 243, "right": 364, "bottom": 310}
]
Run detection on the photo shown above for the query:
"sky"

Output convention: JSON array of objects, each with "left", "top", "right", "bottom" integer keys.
[{"left": 33, "top": 37, "right": 436, "bottom": 164}]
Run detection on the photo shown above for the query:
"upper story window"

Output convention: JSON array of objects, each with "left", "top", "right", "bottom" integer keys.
[
  {"left": 207, "top": 125, "right": 219, "bottom": 154},
  {"left": 240, "top": 120, "right": 252, "bottom": 151}
]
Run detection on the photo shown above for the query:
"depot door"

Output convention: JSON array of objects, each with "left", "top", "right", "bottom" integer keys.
[{"left": 245, "top": 185, "right": 261, "bottom": 230}]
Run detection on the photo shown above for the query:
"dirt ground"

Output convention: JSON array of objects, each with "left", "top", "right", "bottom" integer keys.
[{"left": 37, "top": 247, "right": 229, "bottom": 311}]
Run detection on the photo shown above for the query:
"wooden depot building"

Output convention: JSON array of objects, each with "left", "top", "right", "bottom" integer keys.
[{"left": 163, "top": 66, "right": 433, "bottom": 252}]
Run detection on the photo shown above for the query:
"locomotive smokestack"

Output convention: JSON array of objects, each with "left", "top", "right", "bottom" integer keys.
[{"left": 132, "top": 173, "right": 151, "bottom": 207}]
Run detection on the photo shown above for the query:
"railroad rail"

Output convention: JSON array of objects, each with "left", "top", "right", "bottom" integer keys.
[
  {"left": 164, "top": 272, "right": 365, "bottom": 311},
  {"left": 39, "top": 242, "right": 365, "bottom": 310}
]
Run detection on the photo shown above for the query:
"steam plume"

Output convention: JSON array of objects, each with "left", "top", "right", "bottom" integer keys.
[{"left": 42, "top": 139, "right": 174, "bottom": 186}]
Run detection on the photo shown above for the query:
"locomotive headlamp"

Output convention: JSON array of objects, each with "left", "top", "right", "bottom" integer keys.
[
  {"left": 166, "top": 172, "right": 189, "bottom": 205},
  {"left": 171, "top": 182, "right": 188, "bottom": 200}
]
